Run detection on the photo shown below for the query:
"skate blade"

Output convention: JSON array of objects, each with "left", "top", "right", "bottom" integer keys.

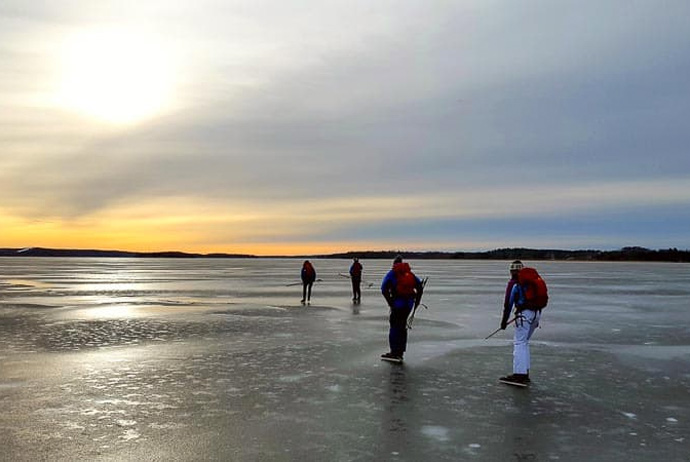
[{"left": 498, "top": 379, "right": 528, "bottom": 387}]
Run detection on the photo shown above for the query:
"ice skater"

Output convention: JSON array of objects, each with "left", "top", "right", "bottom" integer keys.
[
  {"left": 380, "top": 255, "right": 424, "bottom": 363},
  {"left": 300, "top": 260, "right": 316, "bottom": 304},
  {"left": 498, "top": 260, "right": 548, "bottom": 387},
  {"left": 349, "top": 257, "right": 363, "bottom": 302}
]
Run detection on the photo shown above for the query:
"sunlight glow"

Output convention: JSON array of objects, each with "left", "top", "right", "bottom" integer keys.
[{"left": 54, "top": 27, "right": 177, "bottom": 124}]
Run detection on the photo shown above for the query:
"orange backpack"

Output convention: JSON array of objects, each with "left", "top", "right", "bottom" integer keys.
[{"left": 517, "top": 267, "right": 548, "bottom": 309}]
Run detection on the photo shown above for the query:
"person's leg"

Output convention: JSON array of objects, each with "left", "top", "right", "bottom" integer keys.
[
  {"left": 526, "top": 310, "right": 540, "bottom": 340},
  {"left": 524, "top": 310, "right": 540, "bottom": 376},
  {"left": 388, "top": 302, "right": 413, "bottom": 357},
  {"left": 513, "top": 311, "right": 538, "bottom": 374},
  {"left": 307, "top": 282, "right": 313, "bottom": 301},
  {"left": 301, "top": 283, "right": 307, "bottom": 302}
]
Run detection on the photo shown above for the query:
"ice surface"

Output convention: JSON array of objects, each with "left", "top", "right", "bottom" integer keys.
[{"left": 1, "top": 257, "right": 689, "bottom": 461}]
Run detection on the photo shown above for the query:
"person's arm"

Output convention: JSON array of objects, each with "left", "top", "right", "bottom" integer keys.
[
  {"left": 414, "top": 276, "right": 424, "bottom": 308},
  {"left": 500, "top": 280, "right": 515, "bottom": 328},
  {"left": 381, "top": 272, "right": 394, "bottom": 308},
  {"left": 503, "top": 280, "right": 515, "bottom": 310},
  {"left": 510, "top": 283, "right": 524, "bottom": 309}
]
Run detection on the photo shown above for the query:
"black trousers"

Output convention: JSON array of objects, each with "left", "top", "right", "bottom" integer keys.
[
  {"left": 302, "top": 281, "right": 313, "bottom": 301},
  {"left": 351, "top": 277, "right": 361, "bottom": 299}
]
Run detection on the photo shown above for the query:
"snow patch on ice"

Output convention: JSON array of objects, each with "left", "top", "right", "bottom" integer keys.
[
  {"left": 0, "top": 381, "right": 25, "bottom": 389},
  {"left": 119, "top": 429, "right": 140, "bottom": 441},
  {"left": 622, "top": 412, "right": 637, "bottom": 419},
  {"left": 279, "top": 373, "right": 311, "bottom": 383},
  {"left": 64, "top": 422, "right": 85, "bottom": 431},
  {"left": 421, "top": 425, "right": 450, "bottom": 442},
  {"left": 149, "top": 422, "right": 186, "bottom": 430},
  {"left": 117, "top": 419, "right": 137, "bottom": 427}
]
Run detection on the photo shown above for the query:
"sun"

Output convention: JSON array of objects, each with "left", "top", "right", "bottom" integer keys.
[{"left": 55, "top": 27, "right": 177, "bottom": 125}]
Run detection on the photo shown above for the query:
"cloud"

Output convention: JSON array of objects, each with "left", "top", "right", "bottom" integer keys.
[{"left": 1, "top": 0, "right": 690, "bottom": 251}]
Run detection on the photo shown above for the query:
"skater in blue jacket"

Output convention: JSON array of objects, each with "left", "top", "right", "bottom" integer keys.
[{"left": 380, "top": 256, "right": 423, "bottom": 363}]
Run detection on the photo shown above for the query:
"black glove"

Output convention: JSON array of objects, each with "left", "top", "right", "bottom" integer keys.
[{"left": 500, "top": 319, "right": 508, "bottom": 330}]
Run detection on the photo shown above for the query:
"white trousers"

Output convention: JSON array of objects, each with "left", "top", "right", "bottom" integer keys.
[{"left": 513, "top": 309, "right": 541, "bottom": 375}]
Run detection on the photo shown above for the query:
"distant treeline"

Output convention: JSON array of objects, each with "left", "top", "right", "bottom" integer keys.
[
  {"left": 0, "top": 247, "right": 255, "bottom": 259},
  {"left": 1, "top": 246, "right": 688, "bottom": 262},
  {"left": 312, "top": 247, "right": 690, "bottom": 262}
]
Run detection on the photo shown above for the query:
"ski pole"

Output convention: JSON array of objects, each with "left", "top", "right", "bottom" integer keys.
[
  {"left": 286, "top": 278, "right": 322, "bottom": 287},
  {"left": 484, "top": 316, "right": 517, "bottom": 340},
  {"left": 407, "top": 303, "right": 428, "bottom": 329},
  {"left": 339, "top": 273, "right": 374, "bottom": 288},
  {"left": 407, "top": 277, "right": 429, "bottom": 329}
]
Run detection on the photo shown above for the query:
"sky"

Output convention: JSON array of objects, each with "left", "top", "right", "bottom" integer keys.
[{"left": 1, "top": 0, "right": 689, "bottom": 256}]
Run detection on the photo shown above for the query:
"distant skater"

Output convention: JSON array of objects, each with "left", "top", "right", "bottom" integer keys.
[
  {"left": 301, "top": 260, "right": 316, "bottom": 304},
  {"left": 499, "top": 260, "right": 548, "bottom": 387},
  {"left": 349, "top": 257, "right": 363, "bottom": 302},
  {"left": 380, "top": 255, "right": 423, "bottom": 363}
]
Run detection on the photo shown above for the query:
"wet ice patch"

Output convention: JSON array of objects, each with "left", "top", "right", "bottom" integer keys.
[{"left": 421, "top": 425, "right": 450, "bottom": 442}]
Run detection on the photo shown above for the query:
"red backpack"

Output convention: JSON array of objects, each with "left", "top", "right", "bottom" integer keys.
[
  {"left": 303, "top": 262, "right": 315, "bottom": 280},
  {"left": 393, "top": 262, "right": 417, "bottom": 297},
  {"left": 517, "top": 267, "right": 548, "bottom": 309}
]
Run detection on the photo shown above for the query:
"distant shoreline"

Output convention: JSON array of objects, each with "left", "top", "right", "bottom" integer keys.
[{"left": 1, "top": 246, "right": 688, "bottom": 262}]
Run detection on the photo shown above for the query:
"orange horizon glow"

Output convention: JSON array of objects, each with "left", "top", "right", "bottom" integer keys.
[
  {"left": 0, "top": 216, "right": 465, "bottom": 257},
  {"left": 0, "top": 195, "right": 474, "bottom": 257},
  {"left": 5, "top": 179, "right": 689, "bottom": 256},
  {"left": 0, "top": 234, "right": 451, "bottom": 257}
]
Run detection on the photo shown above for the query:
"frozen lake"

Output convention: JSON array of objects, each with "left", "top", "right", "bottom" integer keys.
[{"left": 1, "top": 257, "right": 689, "bottom": 461}]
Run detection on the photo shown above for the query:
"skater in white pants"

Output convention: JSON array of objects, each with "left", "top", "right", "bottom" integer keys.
[{"left": 499, "top": 260, "right": 544, "bottom": 386}]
